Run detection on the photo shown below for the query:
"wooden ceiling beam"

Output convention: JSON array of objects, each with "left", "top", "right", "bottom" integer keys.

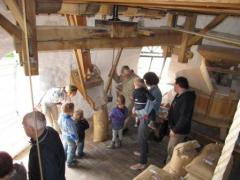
[
  {"left": 36, "top": 26, "right": 109, "bottom": 41},
  {"left": 207, "top": 66, "right": 240, "bottom": 76},
  {"left": 188, "top": 14, "right": 227, "bottom": 46},
  {"left": 198, "top": 45, "right": 240, "bottom": 65},
  {"left": 172, "top": 27, "right": 240, "bottom": 47},
  {"left": 125, "top": 4, "right": 240, "bottom": 16},
  {"left": 15, "top": 29, "right": 181, "bottom": 51},
  {"left": 57, "top": 0, "right": 240, "bottom": 9},
  {"left": 35, "top": 26, "right": 181, "bottom": 41},
  {"left": 35, "top": 1, "right": 240, "bottom": 16},
  {"left": 0, "top": 13, "right": 22, "bottom": 39}
]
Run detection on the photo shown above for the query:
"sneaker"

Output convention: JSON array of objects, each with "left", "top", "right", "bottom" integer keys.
[
  {"left": 123, "top": 128, "right": 129, "bottom": 135},
  {"left": 119, "top": 141, "right": 122, "bottom": 148},
  {"left": 130, "top": 163, "right": 146, "bottom": 170},
  {"left": 133, "top": 151, "right": 141, "bottom": 156},
  {"left": 76, "top": 153, "right": 85, "bottom": 158},
  {"left": 148, "top": 121, "right": 156, "bottom": 130},
  {"left": 72, "top": 159, "right": 78, "bottom": 163},
  {"left": 67, "top": 161, "right": 77, "bottom": 168},
  {"left": 107, "top": 142, "right": 115, "bottom": 149}
]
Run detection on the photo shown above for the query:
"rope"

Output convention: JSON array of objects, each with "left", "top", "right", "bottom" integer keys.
[
  {"left": 21, "top": 1, "right": 44, "bottom": 180},
  {"left": 212, "top": 100, "right": 240, "bottom": 180},
  {"left": 109, "top": 48, "right": 115, "bottom": 95}
]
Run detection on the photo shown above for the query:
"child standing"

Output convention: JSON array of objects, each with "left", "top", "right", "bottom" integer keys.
[
  {"left": 108, "top": 95, "right": 128, "bottom": 149},
  {"left": 133, "top": 78, "right": 156, "bottom": 129},
  {"left": 58, "top": 103, "right": 78, "bottom": 168},
  {"left": 73, "top": 109, "right": 89, "bottom": 158}
]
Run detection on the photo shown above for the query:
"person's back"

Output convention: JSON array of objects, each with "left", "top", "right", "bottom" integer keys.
[
  {"left": 75, "top": 119, "right": 89, "bottom": 141},
  {"left": 9, "top": 163, "right": 27, "bottom": 180},
  {"left": 41, "top": 87, "right": 66, "bottom": 106},
  {"left": 59, "top": 113, "right": 78, "bottom": 141},
  {"left": 133, "top": 87, "right": 149, "bottom": 110},
  {"left": 108, "top": 95, "right": 128, "bottom": 149},
  {"left": 110, "top": 106, "right": 128, "bottom": 130},
  {"left": 133, "top": 79, "right": 154, "bottom": 111},
  {"left": 29, "top": 127, "right": 65, "bottom": 180}
]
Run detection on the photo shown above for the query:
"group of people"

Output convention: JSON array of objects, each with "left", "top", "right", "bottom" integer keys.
[
  {"left": 0, "top": 65, "right": 196, "bottom": 180},
  {"left": 109, "top": 65, "right": 196, "bottom": 170}
]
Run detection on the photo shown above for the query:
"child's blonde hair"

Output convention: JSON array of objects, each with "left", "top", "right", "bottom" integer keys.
[
  {"left": 134, "top": 78, "right": 145, "bottom": 87},
  {"left": 73, "top": 109, "right": 84, "bottom": 120},
  {"left": 62, "top": 103, "right": 74, "bottom": 115}
]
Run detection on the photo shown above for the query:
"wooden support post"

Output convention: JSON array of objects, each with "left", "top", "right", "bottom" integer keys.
[
  {"left": 66, "top": 14, "right": 96, "bottom": 109},
  {"left": 188, "top": 14, "right": 227, "bottom": 46},
  {"left": 98, "top": 4, "right": 112, "bottom": 19},
  {"left": 19, "top": 0, "right": 38, "bottom": 75},
  {"left": 67, "top": 15, "right": 93, "bottom": 80},
  {"left": 105, "top": 48, "right": 123, "bottom": 93},
  {"left": 163, "top": 13, "right": 177, "bottom": 58},
  {"left": 178, "top": 15, "right": 197, "bottom": 63}
]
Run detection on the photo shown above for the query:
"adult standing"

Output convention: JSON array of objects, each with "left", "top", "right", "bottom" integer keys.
[
  {"left": 22, "top": 111, "right": 65, "bottom": 180},
  {"left": 143, "top": 72, "right": 162, "bottom": 120},
  {"left": 113, "top": 66, "right": 139, "bottom": 132},
  {"left": 39, "top": 85, "right": 78, "bottom": 133},
  {"left": 130, "top": 72, "right": 162, "bottom": 171},
  {"left": 167, "top": 76, "right": 196, "bottom": 162}
]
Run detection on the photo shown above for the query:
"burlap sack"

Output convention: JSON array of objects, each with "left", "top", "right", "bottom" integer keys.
[
  {"left": 163, "top": 140, "right": 200, "bottom": 177},
  {"left": 133, "top": 165, "right": 180, "bottom": 180},
  {"left": 184, "top": 173, "right": 201, "bottom": 180},
  {"left": 185, "top": 143, "right": 233, "bottom": 180},
  {"left": 93, "top": 106, "right": 108, "bottom": 142}
]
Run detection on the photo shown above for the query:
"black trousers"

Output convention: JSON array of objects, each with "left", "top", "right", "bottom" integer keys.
[{"left": 137, "top": 118, "right": 149, "bottom": 164}]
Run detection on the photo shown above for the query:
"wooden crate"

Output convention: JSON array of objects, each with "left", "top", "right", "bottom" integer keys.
[
  {"left": 194, "top": 89, "right": 238, "bottom": 123},
  {"left": 193, "top": 88, "right": 238, "bottom": 139}
]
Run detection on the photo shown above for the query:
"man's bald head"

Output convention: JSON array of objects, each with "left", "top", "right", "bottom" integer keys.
[{"left": 22, "top": 111, "right": 46, "bottom": 138}]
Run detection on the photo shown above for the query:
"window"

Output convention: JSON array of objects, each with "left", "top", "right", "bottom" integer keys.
[
  {"left": 137, "top": 46, "right": 173, "bottom": 95},
  {"left": 0, "top": 52, "right": 40, "bottom": 157},
  {"left": 137, "top": 46, "right": 165, "bottom": 78}
]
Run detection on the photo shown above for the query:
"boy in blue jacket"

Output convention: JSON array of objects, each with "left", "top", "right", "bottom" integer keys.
[{"left": 58, "top": 103, "right": 78, "bottom": 168}]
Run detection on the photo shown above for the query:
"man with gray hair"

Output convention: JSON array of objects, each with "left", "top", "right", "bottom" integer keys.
[
  {"left": 22, "top": 111, "right": 65, "bottom": 180},
  {"left": 113, "top": 66, "right": 139, "bottom": 133}
]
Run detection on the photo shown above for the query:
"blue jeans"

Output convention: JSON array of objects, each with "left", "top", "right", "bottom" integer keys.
[
  {"left": 63, "top": 136, "right": 77, "bottom": 165},
  {"left": 76, "top": 140, "right": 85, "bottom": 156}
]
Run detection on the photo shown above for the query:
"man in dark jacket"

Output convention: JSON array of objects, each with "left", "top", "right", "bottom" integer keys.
[
  {"left": 22, "top": 111, "right": 65, "bottom": 180},
  {"left": 167, "top": 76, "right": 196, "bottom": 162}
]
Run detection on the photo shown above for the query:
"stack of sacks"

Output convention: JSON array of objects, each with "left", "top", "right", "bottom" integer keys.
[
  {"left": 133, "top": 165, "right": 180, "bottom": 180},
  {"left": 184, "top": 143, "right": 233, "bottom": 180},
  {"left": 164, "top": 140, "right": 201, "bottom": 177}
]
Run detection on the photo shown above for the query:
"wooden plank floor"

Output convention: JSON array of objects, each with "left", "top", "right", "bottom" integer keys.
[
  {"left": 15, "top": 120, "right": 240, "bottom": 180},
  {"left": 66, "top": 124, "right": 167, "bottom": 180}
]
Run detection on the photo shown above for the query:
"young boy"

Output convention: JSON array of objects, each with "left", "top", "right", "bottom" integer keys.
[
  {"left": 73, "top": 109, "right": 89, "bottom": 158},
  {"left": 133, "top": 78, "right": 156, "bottom": 129},
  {"left": 58, "top": 103, "right": 78, "bottom": 168},
  {"left": 108, "top": 95, "right": 128, "bottom": 149}
]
